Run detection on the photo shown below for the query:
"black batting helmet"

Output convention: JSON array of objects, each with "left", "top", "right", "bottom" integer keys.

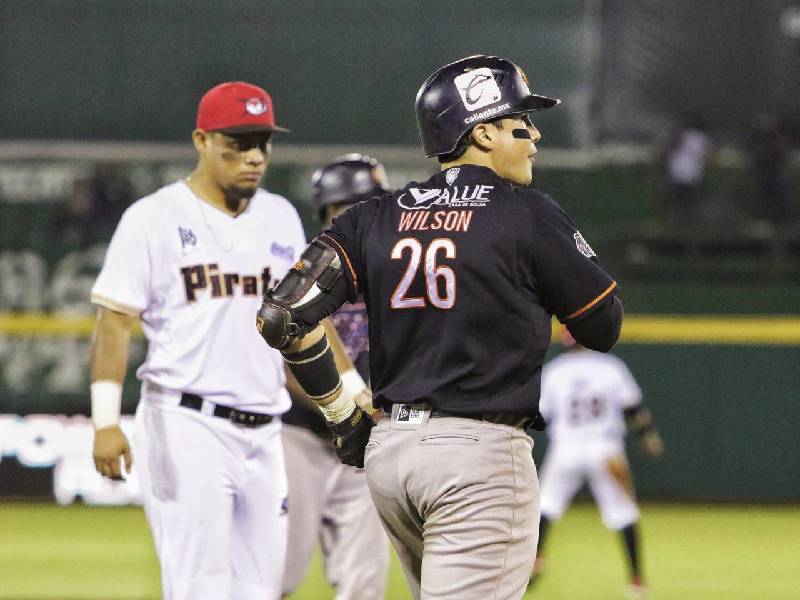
[
  {"left": 311, "top": 154, "right": 390, "bottom": 221},
  {"left": 415, "top": 55, "right": 560, "bottom": 158}
]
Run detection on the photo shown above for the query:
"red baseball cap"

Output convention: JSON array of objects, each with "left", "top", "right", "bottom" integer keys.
[{"left": 196, "top": 81, "right": 289, "bottom": 134}]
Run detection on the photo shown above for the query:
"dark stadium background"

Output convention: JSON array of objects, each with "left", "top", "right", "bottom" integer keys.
[{"left": 0, "top": 2, "right": 798, "bottom": 599}]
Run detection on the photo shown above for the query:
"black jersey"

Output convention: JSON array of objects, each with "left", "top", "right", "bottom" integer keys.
[{"left": 325, "top": 164, "right": 616, "bottom": 417}]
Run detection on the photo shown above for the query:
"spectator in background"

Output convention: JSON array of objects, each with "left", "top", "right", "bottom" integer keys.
[
  {"left": 661, "top": 116, "right": 714, "bottom": 226},
  {"left": 53, "top": 164, "right": 135, "bottom": 250},
  {"left": 749, "top": 116, "right": 795, "bottom": 226},
  {"left": 54, "top": 178, "right": 94, "bottom": 249},
  {"left": 88, "top": 163, "right": 134, "bottom": 231}
]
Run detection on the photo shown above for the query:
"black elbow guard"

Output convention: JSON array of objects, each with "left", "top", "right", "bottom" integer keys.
[
  {"left": 565, "top": 295, "right": 623, "bottom": 352},
  {"left": 256, "top": 237, "right": 354, "bottom": 350},
  {"left": 256, "top": 301, "right": 297, "bottom": 350}
]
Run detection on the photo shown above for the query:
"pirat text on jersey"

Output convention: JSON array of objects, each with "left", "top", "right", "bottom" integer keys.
[{"left": 180, "top": 263, "right": 278, "bottom": 302}]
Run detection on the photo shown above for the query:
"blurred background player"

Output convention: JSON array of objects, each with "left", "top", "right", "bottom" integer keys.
[
  {"left": 281, "top": 155, "right": 390, "bottom": 599},
  {"left": 89, "top": 81, "right": 304, "bottom": 600},
  {"left": 532, "top": 327, "right": 664, "bottom": 599}
]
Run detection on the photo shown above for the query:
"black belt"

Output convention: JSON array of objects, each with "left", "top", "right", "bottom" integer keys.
[
  {"left": 384, "top": 405, "right": 533, "bottom": 429},
  {"left": 180, "top": 393, "right": 275, "bottom": 427}
]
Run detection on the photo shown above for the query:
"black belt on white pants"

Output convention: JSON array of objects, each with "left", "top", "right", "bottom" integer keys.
[
  {"left": 383, "top": 403, "right": 533, "bottom": 430},
  {"left": 179, "top": 392, "right": 275, "bottom": 427}
]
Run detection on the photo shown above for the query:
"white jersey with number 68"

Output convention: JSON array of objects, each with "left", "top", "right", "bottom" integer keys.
[{"left": 539, "top": 349, "right": 642, "bottom": 448}]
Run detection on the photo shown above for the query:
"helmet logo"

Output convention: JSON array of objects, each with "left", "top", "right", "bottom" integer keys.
[
  {"left": 515, "top": 65, "right": 532, "bottom": 95},
  {"left": 244, "top": 97, "right": 268, "bottom": 115},
  {"left": 445, "top": 168, "right": 460, "bottom": 186},
  {"left": 454, "top": 68, "right": 502, "bottom": 111}
]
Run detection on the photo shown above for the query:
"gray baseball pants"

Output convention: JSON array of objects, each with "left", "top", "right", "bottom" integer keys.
[
  {"left": 281, "top": 424, "right": 389, "bottom": 600},
  {"left": 364, "top": 415, "right": 539, "bottom": 600}
]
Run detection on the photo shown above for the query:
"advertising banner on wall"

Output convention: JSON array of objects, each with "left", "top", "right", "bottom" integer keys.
[{"left": 0, "top": 414, "right": 141, "bottom": 504}]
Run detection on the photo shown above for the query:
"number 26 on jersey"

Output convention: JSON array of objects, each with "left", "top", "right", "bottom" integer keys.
[{"left": 390, "top": 237, "right": 456, "bottom": 310}]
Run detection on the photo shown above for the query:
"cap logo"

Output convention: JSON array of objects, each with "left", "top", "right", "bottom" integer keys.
[
  {"left": 243, "top": 97, "right": 268, "bottom": 116},
  {"left": 454, "top": 67, "right": 502, "bottom": 111}
]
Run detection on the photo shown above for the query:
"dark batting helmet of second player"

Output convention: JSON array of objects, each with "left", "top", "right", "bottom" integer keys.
[
  {"left": 311, "top": 154, "right": 391, "bottom": 221},
  {"left": 415, "top": 55, "right": 561, "bottom": 158}
]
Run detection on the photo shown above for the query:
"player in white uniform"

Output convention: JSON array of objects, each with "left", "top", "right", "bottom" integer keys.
[
  {"left": 89, "top": 81, "right": 304, "bottom": 600},
  {"left": 281, "top": 155, "right": 390, "bottom": 600},
  {"left": 533, "top": 328, "right": 664, "bottom": 599}
]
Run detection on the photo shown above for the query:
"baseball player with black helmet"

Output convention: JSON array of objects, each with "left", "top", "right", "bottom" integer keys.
[
  {"left": 256, "top": 55, "right": 623, "bottom": 600},
  {"left": 89, "top": 81, "right": 360, "bottom": 600},
  {"left": 281, "top": 154, "right": 390, "bottom": 600}
]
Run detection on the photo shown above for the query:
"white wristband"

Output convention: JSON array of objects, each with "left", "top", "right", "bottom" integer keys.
[
  {"left": 340, "top": 368, "right": 366, "bottom": 400},
  {"left": 318, "top": 388, "right": 357, "bottom": 424},
  {"left": 91, "top": 380, "right": 122, "bottom": 430},
  {"left": 340, "top": 368, "right": 375, "bottom": 413}
]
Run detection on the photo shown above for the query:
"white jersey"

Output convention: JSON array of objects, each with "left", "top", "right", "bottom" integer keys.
[
  {"left": 91, "top": 180, "right": 306, "bottom": 413},
  {"left": 539, "top": 349, "right": 641, "bottom": 447}
]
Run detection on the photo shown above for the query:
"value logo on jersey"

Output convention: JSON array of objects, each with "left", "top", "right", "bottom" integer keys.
[
  {"left": 454, "top": 68, "right": 502, "bottom": 112},
  {"left": 397, "top": 185, "right": 493, "bottom": 210},
  {"left": 180, "top": 263, "right": 277, "bottom": 302},
  {"left": 573, "top": 232, "right": 596, "bottom": 258}
]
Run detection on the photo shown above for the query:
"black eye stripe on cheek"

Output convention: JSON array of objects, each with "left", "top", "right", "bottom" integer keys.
[{"left": 512, "top": 128, "right": 532, "bottom": 139}]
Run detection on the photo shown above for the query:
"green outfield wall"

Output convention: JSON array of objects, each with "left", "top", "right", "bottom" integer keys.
[
  {"left": 2, "top": 314, "right": 798, "bottom": 502},
  {"left": 1, "top": 155, "right": 798, "bottom": 502},
  {"left": 531, "top": 343, "right": 800, "bottom": 503}
]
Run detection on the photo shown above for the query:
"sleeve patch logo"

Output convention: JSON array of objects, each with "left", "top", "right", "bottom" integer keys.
[
  {"left": 445, "top": 167, "right": 460, "bottom": 186},
  {"left": 270, "top": 242, "right": 295, "bottom": 262},
  {"left": 454, "top": 68, "right": 502, "bottom": 111},
  {"left": 574, "top": 232, "right": 596, "bottom": 258},
  {"left": 178, "top": 226, "right": 198, "bottom": 253}
]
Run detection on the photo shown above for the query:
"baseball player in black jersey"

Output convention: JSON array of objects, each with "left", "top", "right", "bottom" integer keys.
[
  {"left": 281, "top": 155, "right": 389, "bottom": 600},
  {"left": 256, "top": 54, "right": 623, "bottom": 600}
]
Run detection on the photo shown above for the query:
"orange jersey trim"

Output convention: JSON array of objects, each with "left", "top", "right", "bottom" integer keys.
[
  {"left": 321, "top": 234, "right": 358, "bottom": 294},
  {"left": 565, "top": 281, "right": 617, "bottom": 321}
]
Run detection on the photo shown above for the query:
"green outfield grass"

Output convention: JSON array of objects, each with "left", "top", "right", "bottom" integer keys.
[{"left": 0, "top": 502, "right": 797, "bottom": 600}]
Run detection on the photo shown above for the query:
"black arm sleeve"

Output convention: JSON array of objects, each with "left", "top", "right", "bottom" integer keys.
[
  {"left": 565, "top": 294, "right": 623, "bottom": 352},
  {"left": 282, "top": 335, "right": 342, "bottom": 401}
]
